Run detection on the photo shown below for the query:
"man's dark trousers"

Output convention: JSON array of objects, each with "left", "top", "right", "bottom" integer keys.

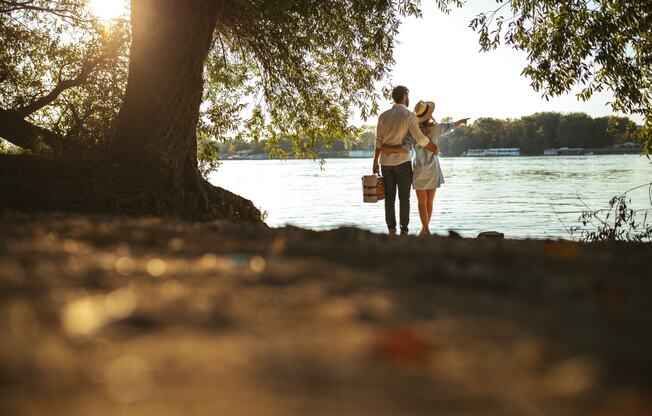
[{"left": 381, "top": 161, "right": 413, "bottom": 233}]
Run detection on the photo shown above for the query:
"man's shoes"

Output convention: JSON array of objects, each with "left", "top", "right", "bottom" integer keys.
[
  {"left": 400, "top": 229, "right": 409, "bottom": 236},
  {"left": 388, "top": 229, "right": 397, "bottom": 236}
]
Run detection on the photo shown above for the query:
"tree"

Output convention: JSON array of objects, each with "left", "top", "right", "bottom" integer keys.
[
  {"left": 523, "top": 112, "right": 561, "bottom": 152},
  {"left": 470, "top": 118, "right": 504, "bottom": 148},
  {"left": 591, "top": 117, "right": 615, "bottom": 149},
  {"left": 471, "top": 0, "right": 652, "bottom": 153},
  {"left": 0, "top": 0, "right": 129, "bottom": 153},
  {"left": 436, "top": 112, "right": 632, "bottom": 156},
  {"left": 351, "top": 126, "right": 376, "bottom": 151}
]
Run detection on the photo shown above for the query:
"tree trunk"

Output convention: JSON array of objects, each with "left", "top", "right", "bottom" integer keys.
[
  {"left": 111, "top": 0, "right": 260, "bottom": 221},
  {"left": 114, "top": 0, "right": 215, "bottom": 172}
]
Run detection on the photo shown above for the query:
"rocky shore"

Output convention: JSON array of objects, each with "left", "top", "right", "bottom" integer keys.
[{"left": 1, "top": 212, "right": 651, "bottom": 415}]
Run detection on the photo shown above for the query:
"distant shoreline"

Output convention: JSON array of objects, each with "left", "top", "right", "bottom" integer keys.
[{"left": 223, "top": 148, "right": 644, "bottom": 160}]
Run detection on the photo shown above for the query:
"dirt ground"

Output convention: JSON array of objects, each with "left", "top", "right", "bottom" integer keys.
[{"left": 1, "top": 211, "right": 651, "bottom": 415}]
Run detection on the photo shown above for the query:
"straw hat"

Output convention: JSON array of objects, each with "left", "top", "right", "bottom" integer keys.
[{"left": 414, "top": 100, "right": 435, "bottom": 124}]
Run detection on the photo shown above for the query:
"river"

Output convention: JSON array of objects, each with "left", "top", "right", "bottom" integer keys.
[{"left": 210, "top": 155, "right": 652, "bottom": 239}]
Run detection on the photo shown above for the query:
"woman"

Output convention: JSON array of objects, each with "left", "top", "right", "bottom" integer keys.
[{"left": 383, "top": 100, "right": 468, "bottom": 236}]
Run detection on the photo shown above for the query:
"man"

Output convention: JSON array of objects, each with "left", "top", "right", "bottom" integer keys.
[{"left": 373, "top": 86, "right": 440, "bottom": 235}]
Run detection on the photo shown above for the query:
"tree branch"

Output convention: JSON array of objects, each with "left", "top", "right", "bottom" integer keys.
[
  {"left": 0, "top": 107, "right": 64, "bottom": 150},
  {"left": 18, "top": 78, "right": 85, "bottom": 116},
  {"left": 17, "top": 57, "right": 101, "bottom": 116},
  {"left": 0, "top": 0, "right": 90, "bottom": 23}
]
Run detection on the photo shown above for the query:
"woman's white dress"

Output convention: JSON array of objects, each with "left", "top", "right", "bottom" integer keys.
[{"left": 403, "top": 123, "right": 452, "bottom": 190}]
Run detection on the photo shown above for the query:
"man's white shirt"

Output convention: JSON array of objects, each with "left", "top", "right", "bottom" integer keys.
[{"left": 375, "top": 104, "right": 430, "bottom": 166}]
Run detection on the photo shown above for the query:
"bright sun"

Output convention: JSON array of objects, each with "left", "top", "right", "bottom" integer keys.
[{"left": 88, "top": 0, "right": 128, "bottom": 21}]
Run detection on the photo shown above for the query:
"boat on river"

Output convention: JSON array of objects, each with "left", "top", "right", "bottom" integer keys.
[
  {"left": 464, "top": 148, "right": 521, "bottom": 157},
  {"left": 544, "top": 147, "right": 585, "bottom": 156}
]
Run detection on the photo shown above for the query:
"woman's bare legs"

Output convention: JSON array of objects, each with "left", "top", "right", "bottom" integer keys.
[
  {"left": 416, "top": 189, "right": 437, "bottom": 235},
  {"left": 426, "top": 189, "right": 437, "bottom": 224},
  {"left": 416, "top": 190, "right": 430, "bottom": 235}
]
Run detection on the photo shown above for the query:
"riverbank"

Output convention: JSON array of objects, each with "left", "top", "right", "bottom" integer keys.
[{"left": 1, "top": 211, "right": 651, "bottom": 415}]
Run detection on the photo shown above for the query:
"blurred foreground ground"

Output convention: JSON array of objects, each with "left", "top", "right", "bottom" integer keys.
[{"left": 1, "top": 212, "right": 651, "bottom": 415}]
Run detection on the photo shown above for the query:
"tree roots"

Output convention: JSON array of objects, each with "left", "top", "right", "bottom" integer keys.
[{"left": 0, "top": 154, "right": 262, "bottom": 223}]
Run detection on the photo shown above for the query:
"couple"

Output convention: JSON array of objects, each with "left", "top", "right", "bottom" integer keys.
[{"left": 372, "top": 85, "right": 468, "bottom": 236}]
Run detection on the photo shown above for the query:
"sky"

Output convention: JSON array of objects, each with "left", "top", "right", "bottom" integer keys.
[
  {"left": 88, "top": 0, "right": 127, "bottom": 21},
  {"left": 371, "top": 0, "right": 639, "bottom": 125}
]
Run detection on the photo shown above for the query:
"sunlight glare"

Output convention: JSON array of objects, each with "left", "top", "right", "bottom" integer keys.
[{"left": 88, "top": 0, "right": 128, "bottom": 21}]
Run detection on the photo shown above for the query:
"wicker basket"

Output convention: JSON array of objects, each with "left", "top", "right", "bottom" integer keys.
[{"left": 362, "top": 175, "right": 385, "bottom": 203}]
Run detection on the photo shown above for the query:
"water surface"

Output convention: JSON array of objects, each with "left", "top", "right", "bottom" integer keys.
[{"left": 210, "top": 155, "right": 652, "bottom": 239}]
